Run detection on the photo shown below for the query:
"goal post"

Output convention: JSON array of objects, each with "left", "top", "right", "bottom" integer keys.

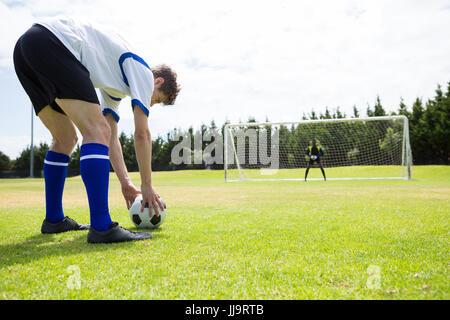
[{"left": 224, "top": 116, "right": 413, "bottom": 182}]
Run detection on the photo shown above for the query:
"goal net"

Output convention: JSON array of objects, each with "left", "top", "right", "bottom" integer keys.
[{"left": 224, "top": 116, "right": 413, "bottom": 182}]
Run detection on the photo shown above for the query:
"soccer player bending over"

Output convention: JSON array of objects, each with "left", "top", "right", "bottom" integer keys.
[
  {"left": 13, "top": 17, "right": 180, "bottom": 243},
  {"left": 304, "top": 139, "right": 326, "bottom": 181}
]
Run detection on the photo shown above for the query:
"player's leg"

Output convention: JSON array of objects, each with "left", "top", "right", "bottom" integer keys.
[
  {"left": 54, "top": 98, "right": 113, "bottom": 232},
  {"left": 54, "top": 98, "right": 152, "bottom": 243},
  {"left": 318, "top": 162, "right": 326, "bottom": 181},
  {"left": 13, "top": 27, "right": 87, "bottom": 233},
  {"left": 39, "top": 104, "right": 78, "bottom": 155},
  {"left": 305, "top": 162, "right": 311, "bottom": 181},
  {"left": 38, "top": 105, "right": 89, "bottom": 233}
]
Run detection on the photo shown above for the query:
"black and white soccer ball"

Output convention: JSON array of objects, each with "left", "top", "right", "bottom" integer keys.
[
  {"left": 129, "top": 194, "right": 167, "bottom": 229},
  {"left": 310, "top": 155, "right": 318, "bottom": 160}
]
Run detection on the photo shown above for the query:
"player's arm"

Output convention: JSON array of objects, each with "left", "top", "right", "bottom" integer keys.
[
  {"left": 105, "top": 114, "right": 141, "bottom": 209},
  {"left": 133, "top": 105, "right": 164, "bottom": 215}
]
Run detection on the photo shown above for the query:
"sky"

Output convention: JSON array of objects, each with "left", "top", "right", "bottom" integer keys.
[{"left": 0, "top": 0, "right": 449, "bottom": 159}]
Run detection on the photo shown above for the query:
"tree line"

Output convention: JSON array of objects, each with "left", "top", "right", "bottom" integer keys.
[{"left": 0, "top": 81, "right": 448, "bottom": 177}]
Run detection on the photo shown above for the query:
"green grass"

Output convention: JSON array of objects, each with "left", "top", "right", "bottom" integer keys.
[
  {"left": 0, "top": 166, "right": 449, "bottom": 299},
  {"left": 227, "top": 165, "right": 409, "bottom": 180}
]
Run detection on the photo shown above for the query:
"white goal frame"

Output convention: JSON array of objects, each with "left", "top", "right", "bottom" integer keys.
[{"left": 224, "top": 115, "right": 413, "bottom": 182}]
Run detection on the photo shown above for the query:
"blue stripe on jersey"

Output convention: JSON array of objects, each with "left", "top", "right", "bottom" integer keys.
[
  {"left": 103, "top": 108, "right": 120, "bottom": 122},
  {"left": 118, "top": 52, "right": 151, "bottom": 86},
  {"left": 131, "top": 99, "right": 149, "bottom": 117},
  {"left": 106, "top": 93, "right": 122, "bottom": 101}
]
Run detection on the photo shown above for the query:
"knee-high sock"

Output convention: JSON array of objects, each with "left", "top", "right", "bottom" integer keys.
[
  {"left": 305, "top": 168, "right": 310, "bottom": 180},
  {"left": 80, "top": 143, "right": 112, "bottom": 231},
  {"left": 43, "top": 150, "right": 70, "bottom": 223}
]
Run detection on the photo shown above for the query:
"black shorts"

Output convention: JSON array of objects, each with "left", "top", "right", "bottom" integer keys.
[
  {"left": 13, "top": 24, "right": 99, "bottom": 116},
  {"left": 309, "top": 158, "right": 321, "bottom": 165}
]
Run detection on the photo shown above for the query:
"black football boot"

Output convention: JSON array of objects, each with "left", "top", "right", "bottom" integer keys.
[
  {"left": 87, "top": 222, "right": 152, "bottom": 244},
  {"left": 41, "top": 216, "right": 90, "bottom": 234}
]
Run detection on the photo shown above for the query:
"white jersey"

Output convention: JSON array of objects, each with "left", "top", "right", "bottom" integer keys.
[{"left": 35, "top": 17, "right": 154, "bottom": 122}]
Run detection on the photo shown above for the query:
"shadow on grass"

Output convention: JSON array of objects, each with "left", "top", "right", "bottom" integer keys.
[
  {"left": 0, "top": 228, "right": 164, "bottom": 269},
  {"left": 129, "top": 226, "right": 169, "bottom": 240}
]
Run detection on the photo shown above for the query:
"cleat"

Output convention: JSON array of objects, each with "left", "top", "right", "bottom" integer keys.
[
  {"left": 41, "top": 216, "right": 90, "bottom": 234},
  {"left": 87, "top": 222, "right": 152, "bottom": 244}
]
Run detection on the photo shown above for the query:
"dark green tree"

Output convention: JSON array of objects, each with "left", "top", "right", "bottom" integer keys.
[
  {"left": 373, "top": 95, "right": 387, "bottom": 116},
  {"left": 352, "top": 105, "right": 360, "bottom": 118},
  {"left": 422, "top": 84, "right": 449, "bottom": 164},
  {"left": 0, "top": 151, "right": 11, "bottom": 171},
  {"left": 398, "top": 97, "right": 410, "bottom": 117},
  {"left": 12, "top": 142, "right": 49, "bottom": 177}
]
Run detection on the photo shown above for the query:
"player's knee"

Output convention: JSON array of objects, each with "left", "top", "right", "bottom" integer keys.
[
  {"left": 52, "top": 131, "right": 78, "bottom": 154},
  {"left": 96, "top": 118, "right": 111, "bottom": 145},
  {"left": 82, "top": 117, "right": 111, "bottom": 146},
  {"left": 67, "top": 133, "right": 78, "bottom": 148}
]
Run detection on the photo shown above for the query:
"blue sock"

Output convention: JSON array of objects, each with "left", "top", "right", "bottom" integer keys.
[
  {"left": 80, "top": 143, "right": 112, "bottom": 231},
  {"left": 43, "top": 150, "right": 71, "bottom": 223}
]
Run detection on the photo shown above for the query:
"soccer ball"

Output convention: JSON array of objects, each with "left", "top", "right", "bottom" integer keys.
[
  {"left": 129, "top": 194, "right": 167, "bottom": 229},
  {"left": 310, "top": 155, "right": 317, "bottom": 160}
]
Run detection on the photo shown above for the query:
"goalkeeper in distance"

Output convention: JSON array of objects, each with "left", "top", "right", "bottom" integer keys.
[{"left": 305, "top": 139, "right": 326, "bottom": 181}]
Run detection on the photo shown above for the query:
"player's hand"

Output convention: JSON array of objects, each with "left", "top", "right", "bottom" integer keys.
[
  {"left": 121, "top": 181, "right": 141, "bottom": 210},
  {"left": 140, "top": 183, "right": 163, "bottom": 216}
]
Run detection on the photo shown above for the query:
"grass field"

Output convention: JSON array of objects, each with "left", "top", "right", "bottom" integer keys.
[{"left": 0, "top": 166, "right": 449, "bottom": 300}]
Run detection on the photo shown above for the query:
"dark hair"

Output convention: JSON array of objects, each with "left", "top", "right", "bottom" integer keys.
[{"left": 152, "top": 64, "right": 181, "bottom": 105}]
